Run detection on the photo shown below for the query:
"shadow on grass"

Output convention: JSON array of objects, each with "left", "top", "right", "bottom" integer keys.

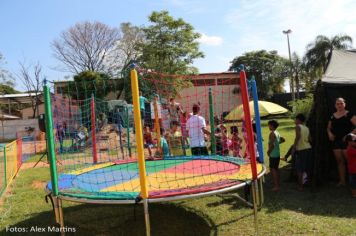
[
  {"left": 261, "top": 165, "right": 356, "bottom": 217},
  {"left": 0, "top": 203, "right": 213, "bottom": 236}
]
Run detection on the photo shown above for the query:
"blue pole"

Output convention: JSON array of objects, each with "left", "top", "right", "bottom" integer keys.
[{"left": 250, "top": 77, "right": 264, "bottom": 163}]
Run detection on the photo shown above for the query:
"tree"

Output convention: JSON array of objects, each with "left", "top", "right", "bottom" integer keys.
[
  {"left": 17, "top": 62, "right": 44, "bottom": 118},
  {"left": 65, "top": 71, "right": 123, "bottom": 100},
  {"left": 137, "top": 11, "right": 204, "bottom": 98},
  {"left": 106, "top": 23, "right": 145, "bottom": 73},
  {"left": 52, "top": 21, "right": 121, "bottom": 74},
  {"left": 305, "top": 34, "right": 352, "bottom": 74},
  {"left": 229, "top": 50, "right": 289, "bottom": 99}
]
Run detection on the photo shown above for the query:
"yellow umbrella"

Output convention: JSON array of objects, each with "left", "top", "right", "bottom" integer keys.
[{"left": 225, "top": 100, "right": 289, "bottom": 120}]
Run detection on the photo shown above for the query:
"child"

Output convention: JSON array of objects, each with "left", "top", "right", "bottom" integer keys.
[
  {"left": 143, "top": 126, "right": 154, "bottom": 158},
  {"left": 293, "top": 114, "right": 312, "bottom": 191},
  {"left": 267, "top": 120, "right": 285, "bottom": 191},
  {"left": 169, "top": 121, "right": 184, "bottom": 156},
  {"left": 230, "top": 126, "right": 242, "bottom": 157},
  {"left": 180, "top": 111, "right": 189, "bottom": 148},
  {"left": 156, "top": 127, "right": 170, "bottom": 158},
  {"left": 345, "top": 133, "right": 356, "bottom": 198},
  {"left": 215, "top": 127, "right": 223, "bottom": 155},
  {"left": 215, "top": 125, "right": 229, "bottom": 156}
]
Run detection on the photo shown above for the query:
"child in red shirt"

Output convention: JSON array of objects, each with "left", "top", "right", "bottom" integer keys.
[
  {"left": 345, "top": 133, "right": 356, "bottom": 198},
  {"left": 144, "top": 126, "right": 154, "bottom": 158}
]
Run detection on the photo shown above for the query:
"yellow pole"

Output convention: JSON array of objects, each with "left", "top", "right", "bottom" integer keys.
[{"left": 130, "top": 68, "right": 149, "bottom": 199}]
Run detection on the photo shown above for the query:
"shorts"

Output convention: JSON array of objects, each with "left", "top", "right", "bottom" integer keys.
[
  {"left": 144, "top": 143, "right": 154, "bottom": 148},
  {"left": 295, "top": 148, "right": 312, "bottom": 172},
  {"left": 269, "top": 157, "right": 280, "bottom": 169},
  {"left": 191, "top": 146, "right": 209, "bottom": 156},
  {"left": 350, "top": 174, "right": 356, "bottom": 189},
  {"left": 332, "top": 139, "right": 347, "bottom": 150}
]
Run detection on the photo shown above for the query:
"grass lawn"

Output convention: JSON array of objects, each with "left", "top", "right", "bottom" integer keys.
[{"left": 1, "top": 118, "right": 356, "bottom": 235}]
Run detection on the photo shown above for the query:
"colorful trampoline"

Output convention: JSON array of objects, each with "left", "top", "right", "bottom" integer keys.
[
  {"left": 47, "top": 156, "right": 265, "bottom": 203},
  {"left": 44, "top": 67, "right": 266, "bottom": 235}
]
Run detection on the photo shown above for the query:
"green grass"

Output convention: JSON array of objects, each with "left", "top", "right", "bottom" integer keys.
[{"left": 1, "top": 118, "right": 356, "bottom": 235}]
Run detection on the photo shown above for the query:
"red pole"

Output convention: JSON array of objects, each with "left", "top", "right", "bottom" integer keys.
[
  {"left": 90, "top": 95, "right": 98, "bottom": 164},
  {"left": 239, "top": 69, "right": 258, "bottom": 180}
]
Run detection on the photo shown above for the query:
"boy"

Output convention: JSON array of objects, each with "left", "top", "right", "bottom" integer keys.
[
  {"left": 293, "top": 114, "right": 312, "bottom": 191},
  {"left": 345, "top": 133, "right": 356, "bottom": 197},
  {"left": 267, "top": 120, "right": 285, "bottom": 191}
]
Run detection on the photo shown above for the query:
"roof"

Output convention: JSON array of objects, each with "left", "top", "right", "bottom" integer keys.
[
  {"left": 0, "top": 92, "right": 44, "bottom": 105},
  {"left": 322, "top": 50, "right": 356, "bottom": 84},
  {"left": 0, "top": 113, "right": 20, "bottom": 120}
]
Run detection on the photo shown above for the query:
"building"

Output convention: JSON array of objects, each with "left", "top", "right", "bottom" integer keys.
[{"left": 177, "top": 72, "right": 240, "bottom": 121}]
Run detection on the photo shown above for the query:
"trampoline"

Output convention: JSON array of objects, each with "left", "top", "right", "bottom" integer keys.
[
  {"left": 44, "top": 66, "right": 266, "bottom": 235},
  {"left": 47, "top": 156, "right": 265, "bottom": 203}
]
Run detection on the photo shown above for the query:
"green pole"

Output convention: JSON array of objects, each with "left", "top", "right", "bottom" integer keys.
[
  {"left": 43, "top": 83, "right": 59, "bottom": 196},
  {"left": 126, "top": 106, "right": 131, "bottom": 157},
  {"left": 209, "top": 88, "right": 216, "bottom": 155},
  {"left": 3, "top": 146, "right": 7, "bottom": 190}
]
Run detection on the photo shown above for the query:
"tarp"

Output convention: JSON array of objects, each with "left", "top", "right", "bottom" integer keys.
[
  {"left": 322, "top": 50, "right": 356, "bottom": 84},
  {"left": 225, "top": 100, "right": 289, "bottom": 120}
]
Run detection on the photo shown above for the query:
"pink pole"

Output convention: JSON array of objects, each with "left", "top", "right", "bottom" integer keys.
[
  {"left": 90, "top": 95, "right": 98, "bottom": 164},
  {"left": 239, "top": 69, "right": 258, "bottom": 180}
]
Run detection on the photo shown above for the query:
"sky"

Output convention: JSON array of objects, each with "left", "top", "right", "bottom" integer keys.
[{"left": 1, "top": 0, "right": 356, "bottom": 91}]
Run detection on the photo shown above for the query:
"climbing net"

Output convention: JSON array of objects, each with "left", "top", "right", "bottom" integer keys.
[{"left": 46, "top": 67, "right": 263, "bottom": 201}]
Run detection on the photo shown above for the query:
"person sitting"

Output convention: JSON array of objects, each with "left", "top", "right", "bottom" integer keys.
[
  {"left": 168, "top": 121, "right": 184, "bottom": 156},
  {"left": 186, "top": 104, "right": 210, "bottom": 156},
  {"left": 76, "top": 125, "right": 88, "bottom": 148}
]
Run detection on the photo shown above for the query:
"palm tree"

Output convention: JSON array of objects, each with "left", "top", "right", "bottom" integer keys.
[
  {"left": 291, "top": 52, "right": 305, "bottom": 99},
  {"left": 305, "top": 34, "right": 352, "bottom": 73}
]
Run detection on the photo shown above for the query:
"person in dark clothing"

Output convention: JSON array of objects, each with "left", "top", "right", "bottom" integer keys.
[{"left": 327, "top": 97, "right": 356, "bottom": 186}]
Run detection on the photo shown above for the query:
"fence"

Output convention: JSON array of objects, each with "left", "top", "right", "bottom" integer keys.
[
  {"left": 17, "top": 130, "right": 46, "bottom": 162},
  {"left": 0, "top": 139, "right": 23, "bottom": 197}
]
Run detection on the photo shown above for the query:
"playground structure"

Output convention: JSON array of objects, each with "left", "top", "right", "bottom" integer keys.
[{"left": 45, "top": 66, "right": 266, "bottom": 235}]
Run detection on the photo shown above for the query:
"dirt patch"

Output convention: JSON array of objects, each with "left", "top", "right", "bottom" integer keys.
[
  {"left": 21, "top": 162, "right": 49, "bottom": 170},
  {"left": 32, "top": 180, "right": 46, "bottom": 189}
]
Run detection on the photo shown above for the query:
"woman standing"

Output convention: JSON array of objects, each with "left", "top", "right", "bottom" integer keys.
[{"left": 327, "top": 98, "right": 356, "bottom": 186}]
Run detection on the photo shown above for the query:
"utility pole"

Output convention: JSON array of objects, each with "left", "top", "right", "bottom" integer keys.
[{"left": 283, "top": 29, "right": 295, "bottom": 102}]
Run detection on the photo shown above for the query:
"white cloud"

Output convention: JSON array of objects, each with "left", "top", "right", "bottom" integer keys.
[
  {"left": 224, "top": 0, "right": 356, "bottom": 58},
  {"left": 197, "top": 33, "right": 223, "bottom": 46}
]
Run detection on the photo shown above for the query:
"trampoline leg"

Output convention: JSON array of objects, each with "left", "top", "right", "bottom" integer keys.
[
  {"left": 143, "top": 199, "right": 151, "bottom": 236},
  {"left": 251, "top": 180, "right": 259, "bottom": 236},
  {"left": 258, "top": 177, "right": 264, "bottom": 208},
  {"left": 58, "top": 198, "right": 65, "bottom": 235},
  {"left": 53, "top": 197, "right": 65, "bottom": 236}
]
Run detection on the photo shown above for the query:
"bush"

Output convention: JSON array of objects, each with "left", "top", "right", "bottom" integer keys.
[{"left": 288, "top": 94, "right": 313, "bottom": 120}]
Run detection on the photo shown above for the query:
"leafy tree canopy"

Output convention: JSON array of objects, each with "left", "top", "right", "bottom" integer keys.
[
  {"left": 305, "top": 34, "right": 352, "bottom": 73},
  {"left": 136, "top": 11, "right": 204, "bottom": 99},
  {"left": 65, "top": 71, "right": 123, "bottom": 100},
  {"left": 0, "top": 84, "right": 19, "bottom": 94},
  {"left": 229, "top": 50, "right": 288, "bottom": 99}
]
